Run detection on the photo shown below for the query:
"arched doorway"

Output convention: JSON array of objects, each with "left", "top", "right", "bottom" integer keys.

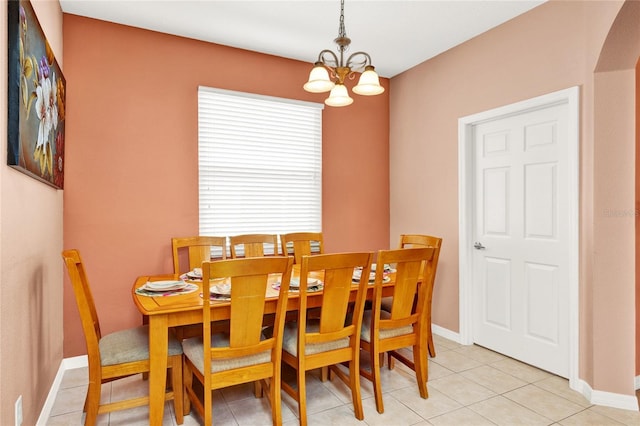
[{"left": 591, "top": 0, "right": 640, "bottom": 407}]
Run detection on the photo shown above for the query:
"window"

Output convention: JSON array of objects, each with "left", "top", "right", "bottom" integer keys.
[{"left": 198, "top": 87, "right": 323, "bottom": 253}]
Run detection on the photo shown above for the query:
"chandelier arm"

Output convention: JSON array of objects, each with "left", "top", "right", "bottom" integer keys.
[
  {"left": 345, "top": 51, "right": 373, "bottom": 72},
  {"left": 317, "top": 49, "right": 340, "bottom": 68}
]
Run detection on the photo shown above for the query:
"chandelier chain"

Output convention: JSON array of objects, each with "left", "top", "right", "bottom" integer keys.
[{"left": 338, "top": 0, "right": 346, "bottom": 40}]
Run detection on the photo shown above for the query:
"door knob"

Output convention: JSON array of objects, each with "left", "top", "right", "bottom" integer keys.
[{"left": 473, "top": 242, "right": 486, "bottom": 250}]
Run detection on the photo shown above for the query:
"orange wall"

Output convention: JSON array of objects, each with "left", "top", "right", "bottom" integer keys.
[{"left": 62, "top": 15, "right": 389, "bottom": 356}]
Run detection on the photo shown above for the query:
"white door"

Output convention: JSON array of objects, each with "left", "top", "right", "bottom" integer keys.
[{"left": 471, "top": 102, "right": 570, "bottom": 378}]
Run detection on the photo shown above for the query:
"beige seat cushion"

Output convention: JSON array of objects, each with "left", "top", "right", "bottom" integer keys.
[
  {"left": 380, "top": 296, "right": 393, "bottom": 313},
  {"left": 99, "top": 325, "right": 182, "bottom": 366},
  {"left": 282, "top": 319, "right": 349, "bottom": 356},
  {"left": 182, "top": 333, "right": 271, "bottom": 375},
  {"left": 360, "top": 310, "right": 413, "bottom": 343}
]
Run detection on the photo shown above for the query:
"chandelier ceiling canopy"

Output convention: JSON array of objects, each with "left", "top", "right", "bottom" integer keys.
[{"left": 303, "top": 0, "right": 385, "bottom": 107}]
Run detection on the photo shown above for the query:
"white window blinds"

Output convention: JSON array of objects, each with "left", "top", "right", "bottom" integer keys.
[{"left": 198, "top": 87, "right": 323, "bottom": 242}]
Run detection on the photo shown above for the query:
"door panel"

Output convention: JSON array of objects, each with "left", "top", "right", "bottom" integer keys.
[
  {"left": 524, "top": 163, "right": 556, "bottom": 238},
  {"left": 484, "top": 168, "right": 509, "bottom": 235},
  {"left": 484, "top": 257, "right": 511, "bottom": 330},
  {"left": 525, "top": 262, "right": 559, "bottom": 343},
  {"left": 473, "top": 102, "right": 569, "bottom": 377}
]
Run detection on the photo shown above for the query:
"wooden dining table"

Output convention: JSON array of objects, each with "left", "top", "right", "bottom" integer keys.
[{"left": 132, "top": 266, "right": 395, "bottom": 424}]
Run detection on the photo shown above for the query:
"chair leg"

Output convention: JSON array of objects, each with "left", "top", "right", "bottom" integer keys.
[
  {"left": 297, "top": 367, "right": 308, "bottom": 426},
  {"left": 84, "top": 381, "right": 101, "bottom": 426},
  {"left": 370, "top": 344, "right": 384, "bottom": 413},
  {"left": 142, "top": 315, "right": 150, "bottom": 381},
  {"left": 254, "top": 381, "right": 263, "bottom": 398},
  {"left": 82, "top": 389, "right": 89, "bottom": 413},
  {"left": 271, "top": 373, "right": 282, "bottom": 425},
  {"left": 182, "top": 359, "right": 192, "bottom": 416},
  {"left": 170, "top": 356, "right": 184, "bottom": 425},
  {"left": 203, "top": 378, "right": 212, "bottom": 426},
  {"left": 427, "top": 326, "right": 436, "bottom": 357},
  {"left": 349, "top": 358, "right": 364, "bottom": 420},
  {"left": 320, "top": 366, "right": 329, "bottom": 381},
  {"left": 413, "top": 343, "right": 429, "bottom": 399}
]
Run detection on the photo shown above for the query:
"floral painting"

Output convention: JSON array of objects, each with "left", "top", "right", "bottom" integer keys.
[{"left": 7, "top": 0, "right": 66, "bottom": 189}]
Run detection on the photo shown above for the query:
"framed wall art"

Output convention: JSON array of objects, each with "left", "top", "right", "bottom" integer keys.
[{"left": 7, "top": 0, "right": 66, "bottom": 189}]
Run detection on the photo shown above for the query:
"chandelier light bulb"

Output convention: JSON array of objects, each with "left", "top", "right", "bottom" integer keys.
[
  {"left": 303, "top": 63, "right": 335, "bottom": 93},
  {"left": 352, "top": 66, "right": 385, "bottom": 96},
  {"left": 324, "top": 84, "right": 353, "bottom": 107}
]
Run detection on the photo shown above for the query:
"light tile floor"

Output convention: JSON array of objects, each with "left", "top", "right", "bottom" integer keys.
[{"left": 47, "top": 335, "right": 640, "bottom": 425}]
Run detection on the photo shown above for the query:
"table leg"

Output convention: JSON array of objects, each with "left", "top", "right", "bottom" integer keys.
[{"left": 148, "top": 315, "right": 168, "bottom": 425}]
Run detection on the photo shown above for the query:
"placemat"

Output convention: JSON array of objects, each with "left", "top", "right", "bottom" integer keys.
[{"left": 135, "top": 283, "right": 199, "bottom": 297}]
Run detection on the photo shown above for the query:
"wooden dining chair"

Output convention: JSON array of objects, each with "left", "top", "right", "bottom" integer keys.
[
  {"left": 182, "top": 256, "right": 294, "bottom": 426},
  {"left": 230, "top": 233, "right": 282, "bottom": 341},
  {"left": 168, "top": 236, "right": 229, "bottom": 341},
  {"left": 360, "top": 247, "right": 436, "bottom": 414},
  {"left": 61, "top": 249, "right": 184, "bottom": 425},
  {"left": 281, "top": 252, "right": 373, "bottom": 426},
  {"left": 387, "top": 234, "right": 442, "bottom": 357},
  {"left": 279, "top": 232, "right": 324, "bottom": 264},
  {"left": 229, "top": 233, "right": 279, "bottom": 258},
  {"left": 171, "top": 236, "right": 227, "bottom": 274}
]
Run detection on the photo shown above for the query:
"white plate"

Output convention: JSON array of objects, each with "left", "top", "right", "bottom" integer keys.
[
  {"left": 144, "top": 280, "right": 187, "bottom": 292},
  {"left": 371, "top": 263, "right": 396, "bottom": 273},
  {"left": 289, "top": 277, "right": 321, "bottom": 289},
  {"left": 273, "top": 281, "right": 323, "bottom": 292},
  {"left": 210, "top": 283, "right": 231, "bottom": 295},
  {"left": 352, "top": 271, "right": 390, "bottom": 283},
  {"left": 291, "top": 283, "right": 323, "bottom": 292},
  {"left": 352, "top": 270, "right": 375, "bottom": 282},
  {"left": 185, "top": 268, "right": 202, "bottom": 279}
]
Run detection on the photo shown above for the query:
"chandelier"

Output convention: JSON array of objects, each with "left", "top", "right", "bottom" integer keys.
[{"left": 303, "top": 0, "right": 384, "bottom": 107}]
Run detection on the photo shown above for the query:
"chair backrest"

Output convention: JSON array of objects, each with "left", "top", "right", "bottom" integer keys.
[
  {"left": 297, "top": 252, "right": 373, "bottom": 354},
  {"left": 280, "top": 232, "right": 324, "bottom": 264},
  {"left": 399, "top": 234, "right": 442, "bottom": 250},
  {"left": 61, "top": 249, "right": 102, "bottom": 363},
  {"left": 229, "top": 234, "right": 279, "bottom": 258},
  {"left": 201, "top": 256, "right": 293, "bottom": 380},
  {"left": 373, "top": 247, "right": 436, "bottom": 332},
  {"left": 171, "top": 236, "right": 227, "bottom": 274},
  {"left": 398, "top": 234, "right": 442, "bottom": 284}
]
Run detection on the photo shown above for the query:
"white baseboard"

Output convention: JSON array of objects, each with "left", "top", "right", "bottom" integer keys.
[
  {"left": 432, "top": 323, "right": 462, "bottom": 344},
  {"left": 63, "top": 355, "right": 89, "bottom": 370},
  {"left": 433, "top": 325, "right": 639, "bottom": 412},
  {"left": 576, "top": 379, "right": 639, "bottom": 411},
  {"left": 36, "top": 356, "right": 88, "bottom": 425}
]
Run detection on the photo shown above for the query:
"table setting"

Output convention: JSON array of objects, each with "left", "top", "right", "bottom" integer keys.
[
  {"left": 271, "top": 276, "right": 323, "bottom": 292},
  {"left": 203, "top": 277, "right": 233, "bottom": 300},
  {"left": 180, "top": 267, "right": 203, "bottom": 281},
  {"left": 135, "top": 279, "right": 199, "bottom": 297},
  {"left": 136, "top": 263, "right": 395, "bottom": 298},
  {"left": 352, "top": 263, "right": 395, "bottom": 283}
]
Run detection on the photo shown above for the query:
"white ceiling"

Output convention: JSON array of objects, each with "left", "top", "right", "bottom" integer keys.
[{"left": 59, "top": 0, "right": 546, "bottom": 78}]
